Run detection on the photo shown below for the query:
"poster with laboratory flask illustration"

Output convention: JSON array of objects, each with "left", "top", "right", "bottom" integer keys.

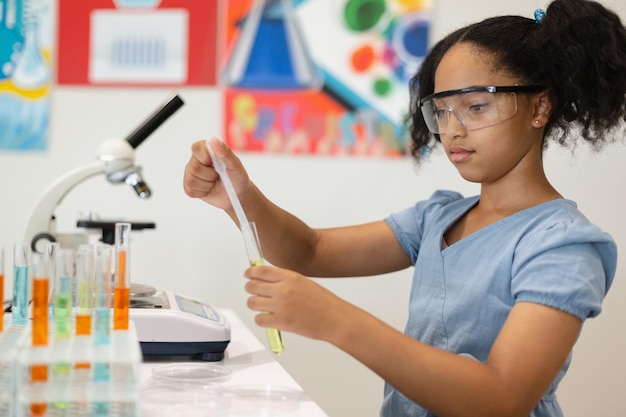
[
  {"left": 0, "top": 0, "right": 53, "bottom": 151},
  {"left": 220, "top": 0, "right": 431, "bottom": 157}
]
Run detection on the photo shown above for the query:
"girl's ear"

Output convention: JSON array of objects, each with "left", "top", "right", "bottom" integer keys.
[{"left": 532, "top": 92, "right": 552, "bottom": 128}]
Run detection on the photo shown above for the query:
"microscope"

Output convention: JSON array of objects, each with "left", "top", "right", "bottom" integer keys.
[
  {"left": 19, "top": 93, "right": 233, "bottom": 360},
  {"left": 23, "top": 92, "right": 184, "bottom": 253}
]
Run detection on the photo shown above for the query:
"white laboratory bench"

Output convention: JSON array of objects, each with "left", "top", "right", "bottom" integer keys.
[{"left": 140, "top": 308, "right": 330, "bottom": 416}]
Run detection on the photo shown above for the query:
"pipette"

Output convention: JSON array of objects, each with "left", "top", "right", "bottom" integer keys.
[{"left": 205, "top": 139, "right": 284, "bottom": 355}]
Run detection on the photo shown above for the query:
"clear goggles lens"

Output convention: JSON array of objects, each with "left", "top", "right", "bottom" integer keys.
[{"left": 421, "top": 90, "right": 518, "bottom": 134}]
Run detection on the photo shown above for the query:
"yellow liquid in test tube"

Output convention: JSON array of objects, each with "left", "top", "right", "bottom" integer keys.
[{"left": 247, "top": 235, "right": 284, "bottom": 355}]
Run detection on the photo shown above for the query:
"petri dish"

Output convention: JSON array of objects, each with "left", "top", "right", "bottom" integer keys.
[
  {"left": 221, "top": 384, "right": 303, "bottom": 414},
  {"left": 151, "top": 363, "right": 232, "bottom": 388},
  {"left": 140, "top": 386, "right": 226, "bottom": 417}
]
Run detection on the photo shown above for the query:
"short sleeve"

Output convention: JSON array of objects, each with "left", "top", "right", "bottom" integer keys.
[
  {"left": 511, "top": 214, "right": 617, "bottom": 321},
  {"left": 385, "top": 190, "right": 464, "bottom": 264}
]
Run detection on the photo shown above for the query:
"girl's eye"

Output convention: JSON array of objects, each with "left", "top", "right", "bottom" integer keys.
[
  {"left": 434, "top": 109, "right": 447, "bottom": 117},
  {"left": 468, "top": 103, "right": 488, "bottom": 113}
]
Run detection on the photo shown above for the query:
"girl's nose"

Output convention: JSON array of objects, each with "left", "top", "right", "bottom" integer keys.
[{"left": 442, "top": 111, "right": 467, "bottom": 139}]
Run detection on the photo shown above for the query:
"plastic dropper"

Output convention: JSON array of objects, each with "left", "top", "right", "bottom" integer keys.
[{"left": 205, "top": 139, "right": 284, "bottom": 355}]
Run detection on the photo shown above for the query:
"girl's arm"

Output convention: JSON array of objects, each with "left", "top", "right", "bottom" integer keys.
[
  {"left": 245, "top": 265, "right": 581, "bottom": 417},
  {"left": 184, "top": 138, "right": 412, "bottom": 277}
]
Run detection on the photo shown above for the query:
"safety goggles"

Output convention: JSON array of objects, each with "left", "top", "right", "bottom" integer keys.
[{"left": 419, "top": 85, "right": 545, "bottom": 134}]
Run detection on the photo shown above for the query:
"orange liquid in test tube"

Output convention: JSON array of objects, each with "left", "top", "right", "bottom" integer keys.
[
  {"left": 117, "top": 250, "right": 126, "bottom": 288},
  {"left": 113, "top": 250, "right": 129, "bottom": 330},
  {"left": 75, "top": 314, "right": 92, "bottom": 336},
  {"left": 31, "top": 271, "right": 49, "bottom": 416},
  {"left": 32, "top": 278, "right": 49, "bottom": 346},
  {"left": 114, "top": 287, "right": 130, "bottom": 330},
  {"left": 30, "top": 362, "right": 48, "bottom": 416}
]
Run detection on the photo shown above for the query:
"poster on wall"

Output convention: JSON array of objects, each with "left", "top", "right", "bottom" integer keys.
[
  {"left": 57, "top": 0, "right": 219, "bottom": 86},
  {"left": 221, "top": 0, "right": 431, "bottom": 157},
  {"left": 0, "top": 0, "right": 53, "bottom": 152}
]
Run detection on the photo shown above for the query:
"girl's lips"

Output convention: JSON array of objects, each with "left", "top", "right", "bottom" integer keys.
[{"left": 448, "top": 147, "right": 474, "bottom": 163}]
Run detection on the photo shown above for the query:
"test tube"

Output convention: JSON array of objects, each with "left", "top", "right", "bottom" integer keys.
[
  {"left": 114, "top": 223, "right": 131, "bottom": 331},
  {"left": 49, "top": 247, "right": 74, "bottom": 414},
  {"left": 46, "top": 244, "right": 68, "bottom": 411},
  {"left": 46, "top": 242, "right": 60, "bottom": 322},
  {"left": 242, "top": 222, "right": 284, "bottom": 355},
  {"left": 30, "top": 251, "right": 51, "bottom": 417},
  {"left": 31, "top": 252, "right": 51, "bottom": 347},
  {"left": 53, "top": 248, "right": 74, "bottom": 341},
  {"left": 12, "top": 243, "right": 29, "bottom": 325},
  {"left": 74, "top": 245, "right": 93, "bottom": 337},
  {"left": 93, "top": 244, "right": 113, "bottom": 416},
  {"left": 0, "top": 247, "right": 4, "bottom": 333},
  {"left": 94, "top": 245, "right": 113, "bottom": 346}
]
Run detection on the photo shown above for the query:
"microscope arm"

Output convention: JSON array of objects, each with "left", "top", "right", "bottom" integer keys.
[{"left": 23, "top": 160, "right": 106, "bottom": 250}]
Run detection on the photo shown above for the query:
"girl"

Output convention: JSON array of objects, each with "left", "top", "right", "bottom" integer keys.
[{"left": 184, "top": 1, "right": 626, "bottom": 415}]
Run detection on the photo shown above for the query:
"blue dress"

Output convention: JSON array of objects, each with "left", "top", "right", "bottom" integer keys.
[{"left": 380, "top": 190, "right": 617, "bottom": 417}]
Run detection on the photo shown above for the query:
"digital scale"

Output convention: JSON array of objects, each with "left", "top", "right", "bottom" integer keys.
[{"left": 129, "top": 285, "right": 231, "bottom": 362}]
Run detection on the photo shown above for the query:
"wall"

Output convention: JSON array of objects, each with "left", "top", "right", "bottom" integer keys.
[{"left": 1, "top": 1, "right": 625, "bottom": 416}]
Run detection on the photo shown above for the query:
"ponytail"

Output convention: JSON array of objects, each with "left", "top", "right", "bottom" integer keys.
[{"left": 536, "top": 0, "right": 626, "bottom": 148}]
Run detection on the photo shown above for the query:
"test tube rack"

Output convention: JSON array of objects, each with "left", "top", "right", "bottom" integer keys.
[
  {"left": 0, "top": 316, "right": 142, "bottom": 417},
  {"left": 0, "top": 320, "right": 28, "bottom": 417}
]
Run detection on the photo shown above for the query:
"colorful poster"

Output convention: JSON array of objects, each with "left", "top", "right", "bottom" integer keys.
[
  {"left": 221, "top": 0, "right": 431, "bottom": 157},
  {"left": 0, "top": 0, "right": 53, "bottom": 151},
  {"left": 57, "top": 0, "right": 219, "bottom": 86}
]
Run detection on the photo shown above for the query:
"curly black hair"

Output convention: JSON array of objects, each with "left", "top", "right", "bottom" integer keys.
[{"left": 407, "top": 0, "right": 626, "bottom": 162}]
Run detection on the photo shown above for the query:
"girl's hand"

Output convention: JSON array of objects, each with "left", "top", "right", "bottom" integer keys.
[
  {"left": 244, "top": 265, "right": 352, "bottom": 342},
  {"left": 183, "top": 138, "right": 251, "bottom": 209}
]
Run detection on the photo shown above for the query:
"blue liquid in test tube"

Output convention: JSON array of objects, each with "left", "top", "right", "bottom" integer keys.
[
  {"left": 12, "top": 244, "right": 29, "bottom": 325},
  {"left": 94, "top": 244, "right": 113, "bottom": 345},
  {"left": 93, "top": 245, "right": 113, "bottom": 416}
]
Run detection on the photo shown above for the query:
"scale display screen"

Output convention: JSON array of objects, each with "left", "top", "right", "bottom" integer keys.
[{"left": 175, "top": 293, "right": 220, "bottom": 322}]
